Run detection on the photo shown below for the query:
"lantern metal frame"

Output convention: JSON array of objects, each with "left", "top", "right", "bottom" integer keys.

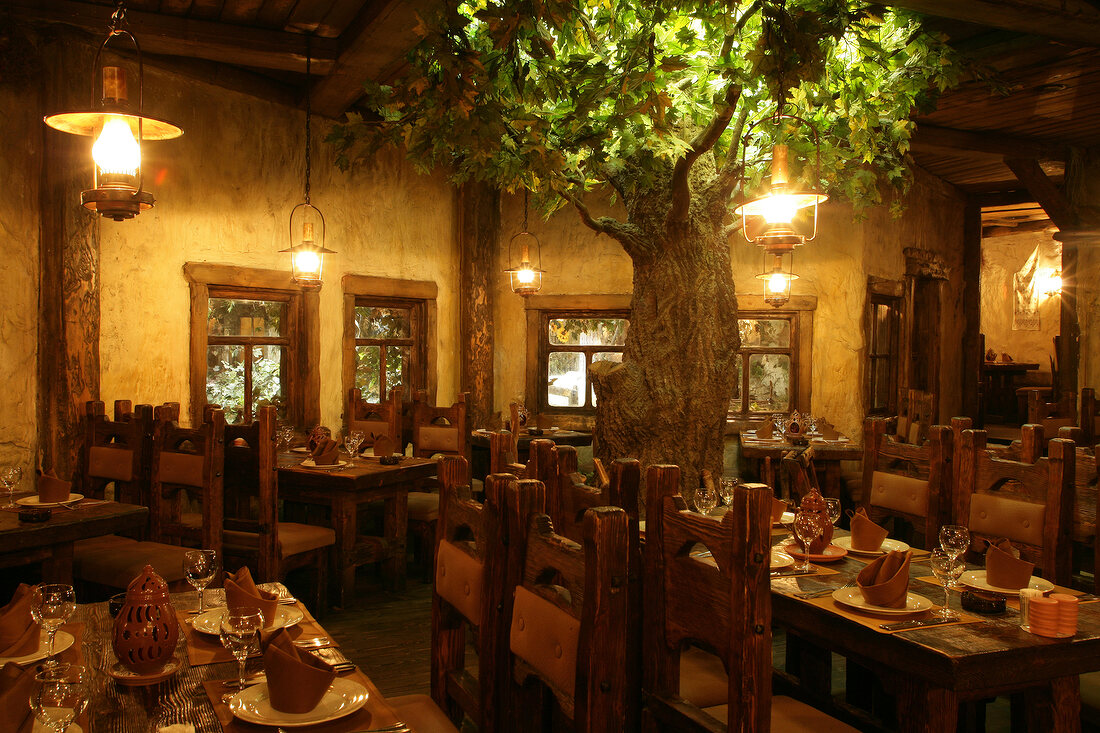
[
  {"left": 504, "top": 189, "right": 546, "bottom": 296},
  {"left": 43, "top": 1, "right": 183, "bottom": 221},
  {"left": 756, "top": 250, "right": 798, "bottom": 308}
]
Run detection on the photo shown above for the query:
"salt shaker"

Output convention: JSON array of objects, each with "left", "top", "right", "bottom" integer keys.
[{"left": 1019, "top": 587, "right": 1043, "bottom": 628}]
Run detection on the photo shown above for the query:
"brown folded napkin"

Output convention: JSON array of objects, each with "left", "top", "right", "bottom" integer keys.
[
  {"left": 307, "top": 426, "right": 331, "bottom": 452},
  {"left": 224, "top": 567, "right": 279, "bottom": 626},
  {"left": 0, "top": 584, "right": 40, "bottom": 657},
  {"left": 985, "top": 538, "right": 1035, "bottom": 590},
  {"left": 262, "top": 628, "right": 336, "bottom": 714},
  {"left": 771, "top": 497, "right": 788, "bottom": 522},
  {"left": 849, "top": 508, "right": 889, "bottom": 552},
  {"left": 37, "top": 470, "right": 70, "bottom": 503},
  {"left": 0, "top": 662, "right": 34, "bottom": 732},
  {"left": 857, "top": 550, "right": 911, "bottom": 608},
  {"left": 372, "top": 434, "right": 395, "bottom": 457},
  {"left": 756, "top": 422, "right": 774, "bottom": 439},
  {"left": 311, "top": 438, "right": 340, "bottom": 466},
  {"left": 818, "top": 423, "right": 840, "bottom": 440}
]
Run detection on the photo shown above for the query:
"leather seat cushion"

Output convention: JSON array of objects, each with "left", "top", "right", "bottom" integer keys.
[
  {"left": 181, "top": 512, "right": 202, "bottom": 529},
  {"left": 387, "top": 694, "right": 460, "bottom": 733},
  {"left": 224, "top": 523, "right": 335, "bottom": 559},
  {"left": 679, "top": 646, "right": 728, "bottom": 708},
  {"left": 73, "top": 534, "right": 139, "bottom": 555},
  {"left": 703, "top": 695, "right": 859, "bottom": 731},
  {"left": 74, "top": 541, "right": 190, "bottom": 588},
  {"left": 407, "top": 492, "right": 439, "bottom": 522}
]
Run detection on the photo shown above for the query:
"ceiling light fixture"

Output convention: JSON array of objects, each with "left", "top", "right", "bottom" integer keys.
[{"left": 505, "top": 188, "right": 545, "bottom": 296}]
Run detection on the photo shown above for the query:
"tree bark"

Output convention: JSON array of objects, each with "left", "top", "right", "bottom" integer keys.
[{"left": 458, "top": 181, "right": 499, "bottom": 429}]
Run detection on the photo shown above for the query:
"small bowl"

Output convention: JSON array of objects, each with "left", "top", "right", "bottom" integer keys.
[
  {"left": 108, "top": 592, "right": 127, "bottom": 618},
  {"left": 379, "top": 455, "right": 402, "bottom": 465},
  {"left": 17, "top": 506, "right": 51, "bottom": 523}
]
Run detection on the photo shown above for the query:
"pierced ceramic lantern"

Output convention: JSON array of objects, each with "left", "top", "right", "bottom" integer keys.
[{"left": 113, "top": 565, "right": 179, "bottom": 674}]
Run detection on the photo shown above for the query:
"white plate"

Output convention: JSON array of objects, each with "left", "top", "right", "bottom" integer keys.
[
  {"left": 34, "top": 723, "right": 82, "bottom": 733},
  {"left": 290, "top": 446, "right": 311, "bottom": 453},
  {"left": 771, "top": 549, "right": 795, "bottom": 570},
  {"left": 831, "top": 587, "right": 934, "bottom": 616},
  {"left": 16, "top": 493, "right": 84, "bottom": 508},
  {"left": 0, "top": 630, "right": 75, "bottom": 665},
  {"left": 299, "top": 459, "right": 348, "bottom": 468},
  {"left": 833, "top": 537, "right": 911, "bottom": 556},
  {"left": 772, "top": 511, "right": 795, "bottom": 526},
  {"left": 190, "top": 605, "right": 304, "bottom": 635},
  {"left": 960, "top": 570, "right": 1055, "bottom": 596},
  {"left": 228, "top": 677, "right": 369, "bottom": 727}
]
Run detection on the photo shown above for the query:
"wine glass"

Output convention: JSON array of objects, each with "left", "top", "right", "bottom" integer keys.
[
  {"left": 30, "top": 663, "right": 88, "bottom": 733},
  {"left": 345, "top": 430, "right": 365, "bottom": 466},
  {"left": 930, "top": 549, "right": 964, "bottom": 619},
  {"left": 939, "top": 524, "right": 970, "bottom": 588},
  {"left": 695, "top": 483, "right": 718, "bottom": 516},
  {"left": 183, "top": 550, "right": 219, "bottom": 614},
  {"left": 807, "top": 415, "right": 820, "bottom": 434},
  {"left": 30, "top": 585, "right": 76, "bottom": 668},
  {"left": 2, "top": 466, "right": 23, "bottom": 508},
  {"left": 772, "top": 413, "right": 785, "bottom": 432},
  {"left": 824, "top": 498, "right": 842, "bottom": 527},
  {"left": 792, "top": 511, "right": 822, "bottom": 572},
  {"left": 220, "top": 608, "right": 264, "bottom": 698},
  {"left": 718, "top": 478, "right": 739, "bottom": 507}
]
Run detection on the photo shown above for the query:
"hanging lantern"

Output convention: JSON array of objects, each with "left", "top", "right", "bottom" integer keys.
[
  {"left": 505, "top": 189, "right": 545, "bottom": 296},
  {"left": 280, "top": 39, "right": 334, "bottom": 289},
  {"left": 43, "top": 2, "right": 182, "bottom": 221},
  {"left": 756, "top": 251, "right": 798, "bottom": 307}
]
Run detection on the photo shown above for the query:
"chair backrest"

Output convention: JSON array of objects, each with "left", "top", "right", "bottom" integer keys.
[
  {"left": 861, "top": 417, "right": 950, "bottom": 549},
  {"left": 1028, "top": 390, "right": 1078, "bottom": 437},
  {"left": 411, "top": 391, "right": 469, "bottom": 459},
  {"left": 643, "top": 464, "right": 773, "bottom": 732},
  {"left": 150, "top": 405, "right": 225, "bottom": 556},
  {"left": 504, "top": 478, "right": 629, "bottom": 733},
  {"left": 348, "top": 387, "right": 402, "bottom": 449},
  {"left": 781, "top": 446, "right": 819, "bottom": 502},
  {"left": 956, "top": 426, "right": 1076, "bottom": 584},
  {"left": 221, "top": 405, "right": 280, "bottom": 580},
  {"left": 1081, "top": 388, "right": 1099, "bottom": 448},
  {"left": 79, "top": 400, "right": 153, "bottom": 505},
  {"left": 489, "top": 430, "right": 526, "bottom": 477},
  {"left": 901, "top": 388, "right": 936, "bottom": 441}
]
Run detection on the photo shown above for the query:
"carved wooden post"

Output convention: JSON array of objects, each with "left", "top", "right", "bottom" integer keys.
[{"left": 458, "top": 181, "right": 498, "bottom": 430}]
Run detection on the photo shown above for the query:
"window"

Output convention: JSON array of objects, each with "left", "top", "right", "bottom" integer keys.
[
  {"left": 541, "top": 314, "right": 629, "bottom": 411},
  {"left": 867, "top": 294, "right": 901, "bottom": 415},
  {"left": 351, "top": 301, "right": 424, "bottom": 402}
]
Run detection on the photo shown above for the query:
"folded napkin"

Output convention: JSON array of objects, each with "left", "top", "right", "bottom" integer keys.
[
  {"left": 771, "top": 497, "right": 788, "bottom": 523},
  {"left": 0, "top": 662, "right": 34, "bottom": 732},
  {"left": 307, "top": 426, "right": 332, "bottom": 452},
  {"left": 224, "top": 567, "right": 279, "bottom": 626},
  {"left": 756, "top": 422, "right": 774, "bottom": 439},
  {"left": 849, "top": 508, "right": 889, "bottom": 552},
  {"left": 262, "top": 628, "right": 336, "bottom": 714},
  {"left": 372, "top": 433, "right": 395, "bottom": 457},
  {"left": 985, "top": 538, "right": 1034, "bottom": 590},
  {"left": 37, "top": 470, "right": 70, "bottom": 503},
  {"left": 310, "top": 438, "right": 341, "bottom": 466},
  {"left": 857, "top": 550, "right": 911, "bottom": 608},
  {"left": 0, "top": 584, "right": 40, "bottom": 657},
  {"left": 818, "top": 423, "right": 840, "bottom": 440}
]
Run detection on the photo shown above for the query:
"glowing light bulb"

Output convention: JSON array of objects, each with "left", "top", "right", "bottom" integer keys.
[
  {"left": 758, "top": 193, "right": 800, "bottom": 224},
  {"left": 517, "top": 267, "right": 536, "bottom": 284},
  {"left": 92, "top": 117, "right": 140, "bottom": 177},
  {"left": 294, "top": 249, "right": 321, "bottom": 276},
  {"left": 768, "top": 271, "right": 788, "bottom": 293}
]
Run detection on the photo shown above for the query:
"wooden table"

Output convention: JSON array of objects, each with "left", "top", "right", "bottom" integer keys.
[
  {"left": 0, "top": 499, "right": 148, "bottom": 583},
  {"left": 983, "top": 361, "right": 1041, "bottom": 423},
  {"left": 770, "top": 535, "right": 1100, "bottom": 732},
  {"left": 277, "top": 453, "right": 437, "bottom": 605},
  {"left": 738, "top": 433, "right": 861, "bottom": 499},
  {"left": 469, "top": 428, "right": 593, "bottom": 480}
]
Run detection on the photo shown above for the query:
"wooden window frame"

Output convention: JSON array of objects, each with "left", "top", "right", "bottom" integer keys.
[
  {"left": 536, "top": 310, "right": 630, "bottom": 415},
  {"left": 866, "top": 278, "right": 904, "bottom": 416},
  {"left": 349, "top": 298, "right": 427, "bottom": 402},
  {"left": 185, "top": 263, "right": 319, "bottom": 428}
]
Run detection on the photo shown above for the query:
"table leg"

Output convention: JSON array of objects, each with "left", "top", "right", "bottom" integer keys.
[
  {"left": 896, "top": 682, "right": 957, "bottom": 733},
  {"left": 1024, "top": 676, "right": 1080, "bottom": 732},
  {"left": 42, "top": 543, "right": 74, "bottom": 584},
  {"left": 332, "top": 497, "right": 357, "bottom": 608},
  {"left": 763, "top": 457, "right": 776, "bottom": 496},
  {"left": 382, "top": 490, "right": 409, "bottom": 591}
]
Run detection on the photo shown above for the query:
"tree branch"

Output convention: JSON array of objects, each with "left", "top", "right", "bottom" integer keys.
[
  {"left": 667, "top": 83, "right": 743, "bottom": 223},
  {"left": 559, "top": 187, "right": 650, "bottom": 256},
  {"left": 720, "top": 0, "right": 763, "bottom": 57},
  {"left": 714, "top": 105, "right": 753, "bottom": 201}
]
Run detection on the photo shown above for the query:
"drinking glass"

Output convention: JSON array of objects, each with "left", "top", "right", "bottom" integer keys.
[
  {"left": 930, "top": 549, "right": 964, "bottom": 619},
  {"left": 183, "top": 550, "right": 219, "bottom": 614},
  {"left": 345, "top": 430, "right": 365, "bottom": 466},
  {"left": 792, "top": 511, "right": 822, "bottom": 572},
  {"left": 30, "top": 585, "right": 76, "bottom": 667},
  {"left": 695, "top": 483, "right": 718, "bottom": 516},
  {"left": 939, "top": 524, "right": 970, "bottom": 588},
  {"left": 824, "top": 497, "right": 842, "bottom": 526},
  {"left": 30, "top": 664, "right": 88, "bottom": 733},
  {"left": 2, "top": 466, "right": 23, "bottom": 508},
  {"left": 718, "top": 478, "right": 738, "bottom": 507},
  {"left": 220, "top": 608, "right": 263, "bottom": 697},
  {"left": 772, "top": 413, "right": 785, "bottom": 433},
  {"left": 807, "top": 415, "right": 820, "bottom": 434}
]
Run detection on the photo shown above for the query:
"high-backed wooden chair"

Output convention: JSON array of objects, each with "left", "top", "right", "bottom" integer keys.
[
  {"left": 956, "top": 427, "right": 1076, "bottom": 585},
  {"left": 503, "top": 477, "right": 630, "bottom": 733},
  {"left": 642, "top": 465, "right": 857, "bottom": 732},
  {"left": 78, "top": 400, "right": 152, "bottom": 507},
  {"left": 1082, "top": 388, "right": 1099, "bottom": 448},
  {"left": 411, "top": 391, "right": 469, "bottom": 459},
  {"left": 1066, "top": 446, "right": 1100, "bottom": 592},
  {"left": 489, "top": 430, "right": 527, "bottom": 477},
  {"left": 860, "top": 417, "right": 950, "bottom": 549},
  {"left": 405, "top": 455, "right": 468, "bottom": 583},
  {"left": 221, "top": 405, "right": 335, "bottom": 612},
  {"left": 348, "top": 386, "right": 402, "bottom": 452},
  {"left": 1028, "top": 390, "right": 1078, "bottom": 437},
  {"left": 895, "top": 388, "right": 935, "bottom": 444}
]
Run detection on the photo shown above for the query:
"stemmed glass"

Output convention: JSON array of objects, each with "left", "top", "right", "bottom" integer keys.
[
  {"left": 695, "top": 483, "right": 718, "bottom": 516},
  {"left": 772, "top": 413, "right": 786, "bottom": 433},
  {"left": 824, "top": 498, "right": 842, "bottom": 527},
  {"left": 344, "top": 430, "right": 365, "bottom": 466},
  {"left": 30, "top": 663, "right": 88, "bottom": 733},
  {"left": 939, "top": 524, "right": 970, "bottom": 588},
  {"left": 30, "top": 585, "right": 76, "bottom": 667},
  {"left": 183, "top": 550, "right": 219, "bottom": 614},
  {"left": 276, "top": 423, "right": 295, "bottom": 452},
  {"left": 2, "top": 466, "right": 23, "bottom": 508},
  {"left": 792, "top": 511, "right": 822, "bottom": 572},
  {"left": 220, "top": 608, "right": 263, "bottom": 700},
  {"left": 930, "top": 549, "right": 964, "bottom": 619},
  {"left": 718, "top": 478, "right": 739, "bottom": 507}
]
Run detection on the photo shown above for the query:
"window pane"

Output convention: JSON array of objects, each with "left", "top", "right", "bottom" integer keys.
[
  {"left": 355, "top": 345, "right": 382, "bottom": 402},
  {"left": 209, "top": 298, "right": 284, "bottom": 337},
  {"left": 355, "top": 306, "right": 411, "bottom": 339},
  {"left": 729, "top": 357, "right": 743, "bottom": 413},
  {"left": 871, "top": 303, "right": 892, "bottom": 354},
  {"left": 547, "top": 352, "right": 586, "bottom": 407},
  {"left": 748, "top": 354, "right": 791, "bottom": 412},
  {"left": 206, "top": 345, "right": 245, "bottom": 423},
  {"left": 385, "top": 345, "right": 409, "bottom": 398},
  {"left": 548, "top": 318, "right": 628, "bottom": 346},
  {"left": 589, "top": 352, "right": 623, "bottom": 406},
  {"left": 251, "top": 345, "right": 287, "bottom": 419},
  {"left": 871, "top": 357, "right": 891, "bottom": 411},
  {"left": 738, "top": 319, "right": 791, "bottom": 348}
]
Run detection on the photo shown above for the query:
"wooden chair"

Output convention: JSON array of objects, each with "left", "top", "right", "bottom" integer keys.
[
  {"left": 956, "top": 426, "right": 1076, "bottom": 585},
  {"left": 348, "top": 386, "right": 402, "bottom": 453},
  {"left": 406, "top": 455, "right": 468, "bottom": 583},
  {"left": 860, "top": 417, "right": 950, "bottom": 549},
  {"left": 1028, "top": 390, "right": 1078, "bottom": 437},
  {"left": 221, "top": 405, "right": 335, "bottom": 612},
  {"left": 489, "top": 430, "right": 526, "bottom": 477},
  {"left": 77, "top": 400, "right": 152, "bottom": 507},
  {"left": 896, "top": 388, "right": 935, "bottom": 443},
  {"left": 411, "top": 391, "right": 469, "bottom": 460},
  {"left": 1081, "top": 387, "right": 1099, "bottom": 448},
  {"left": 502, "top": 477, "right": 630, "bottom": 733},
  {"left": 1067, "top": 446, "right": 1099, "bottom": 592},
  {"left": 642, "top": 464, "right": 857, "bottom": 732}
]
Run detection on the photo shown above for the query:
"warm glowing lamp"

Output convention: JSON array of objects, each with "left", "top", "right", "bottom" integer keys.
[
  {"left": 756, "top": 252, "right": 798, "bottom": 307},
  {"left": 1038, "top": 268, "right": 1063, "bottom": 298},
  {"left": 734, "top": 143, "right": 827, "bottom": 248},
  {"left": 505, "top": 189, "right": 545, "bottom": 296},
  {"left": 43, "top": 5, "right": 182, "bottom": 221}
]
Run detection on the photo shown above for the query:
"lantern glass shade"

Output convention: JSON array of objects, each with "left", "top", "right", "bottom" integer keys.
[
  {"left": 505, "top": 231, "right": 545, "bottom": 296},
  {"left": 734, "top": 144, "right": 826, "bottom": 247},
  {"left": 756, "top": 252, "right": 798, "bottom": 307},
  {"left": 281, "top": 203, "right": 334, "bottom": 289}
]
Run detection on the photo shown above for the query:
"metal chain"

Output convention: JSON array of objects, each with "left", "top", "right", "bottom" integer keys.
[
  {"left": 522, "top": 188, "right": 529, "bottom": 231},
  {"left": 305, "top": 36, "right": 312, "bottom": 204},
  {"left": 110, "top": 0, "right": 125, "bottom": 32}
]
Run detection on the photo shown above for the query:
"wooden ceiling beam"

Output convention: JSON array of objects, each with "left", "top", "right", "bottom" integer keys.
[
  {"left": 876, "top": 0, "right": 1100, "bottom": 47},
  {"left": 6, "top": 0, "right": 338, "bottom": 74},
  {"left": 971, "top": 190, "right": 1038, "bottom": 208},
  {"left": 982, "top": 219, "right": 1057, "bottom": 238},
  {"left": 1004, "top": 157, "right": 1080, "bottom": 229},
  {"left": 912, "top": 124, "right": 1069, "bottom": 160}
]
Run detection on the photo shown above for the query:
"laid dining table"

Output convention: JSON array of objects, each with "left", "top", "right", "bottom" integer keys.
[
  {"left": 983, "top": 361, "right": 1041, "bottom": 423},
  {"left": 276, "top": 453, "right": 437, "bottom": 606},
  {"left": 739, "top": 430, "right": 862, "bottom": 500},
  {"left": 0, "top": 497, "right": 148, "bottom": 583}
]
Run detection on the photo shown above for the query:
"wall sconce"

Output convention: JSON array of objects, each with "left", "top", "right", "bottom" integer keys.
[
  {"left": 43, "top": 2, "right": 182, "bottom": 221},
  {"left": 505, "top": 189, "right": 545, "bottom": 296},
  {"left": 756, "top": 251, "right": 798, "bottom": 307},
  {"left": 1038, "top": 268, "right": 1062, "bottom": 298}
]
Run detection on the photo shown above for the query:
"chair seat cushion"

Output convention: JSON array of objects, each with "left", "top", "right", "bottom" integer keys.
[
  {"left": 224, "top": 523, "right": 335, "bottom": 559},
  {"left": 181, "top": 512, "right": 202, "bottom": 529},
  {"left": 73, "top": 534, "right": 139, "bottom": 555},
  {"left": 407, "top": 492, "right": 439, "bottom": 522},
  {"left": 679, "top": 646, "right": 728, "bottom": 708},
  {"left": 387, "top": 693, "right": 460, "bottom": 733},
  {"left": 74, "top": 541, "right": 190, "bottom": 588},
  {"left": 703, "top": 696, "right": 859, "bottom": 731}
]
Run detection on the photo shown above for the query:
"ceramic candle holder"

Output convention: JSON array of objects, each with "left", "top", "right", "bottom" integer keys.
[{"left": 113, "top": 565, "right": 180, "bottom": 674}]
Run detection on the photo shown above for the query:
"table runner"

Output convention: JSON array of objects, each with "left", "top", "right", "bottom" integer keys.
[{"left": 177, "top": 602, "right": 329, "bottom": 666}]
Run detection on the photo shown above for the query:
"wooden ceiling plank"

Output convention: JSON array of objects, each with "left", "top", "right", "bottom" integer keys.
[
  {"left": 221, "top": 0, "right": 266, "bottom": 25},
  {"left": 256, "top": 0, "right": 298, "bottom": 27},
  {"left": 982, "top": 219, "right": 1057, "bottom": 238},
  {"left": 144, "top": 50, "right": 300, "bottom": 108},
  {"left": 285, "top": 0, "right": 339, "bottom": 34},
  {"left": 911, "top": 124, "right": 1068, "bottom": 160},
  {"left": 159, "top": 0, "right": 196, "bottom": 13},
  {"left": 1004, "top": 157, "right": 1079, "bottom": 229},
  {"left": 878, "top": 0, "right": 1100, "bottom": 47},
  {"left": 188, "top": 0, "right": 225, "bottom": 21}
]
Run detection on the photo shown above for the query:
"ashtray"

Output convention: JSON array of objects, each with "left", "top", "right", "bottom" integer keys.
[
  {"left": 526, "top": 427, "right": 544, "bottom": 436},
  {"left": 18, "top": 506, "right": 51, "bottom": 522},
  {"left": 379, "top": 455, "right": 402, "bottom": 465},
  {"left": 961, "top": 590, "right": 1006, "bottom": 614}
]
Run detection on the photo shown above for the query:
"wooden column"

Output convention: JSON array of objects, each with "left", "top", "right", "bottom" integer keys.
[
  {"left": 37, "top": 35, "right": 100, "bottom": 480},
  {"left": 1054, "top": 229, "right": 1083, "bottom": 398},
  {"left": 962, "top": 199, "right": 982, "bottom": 419},
  {"left": 458, "top": 181, "right": 499, "bottom": 430}
]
